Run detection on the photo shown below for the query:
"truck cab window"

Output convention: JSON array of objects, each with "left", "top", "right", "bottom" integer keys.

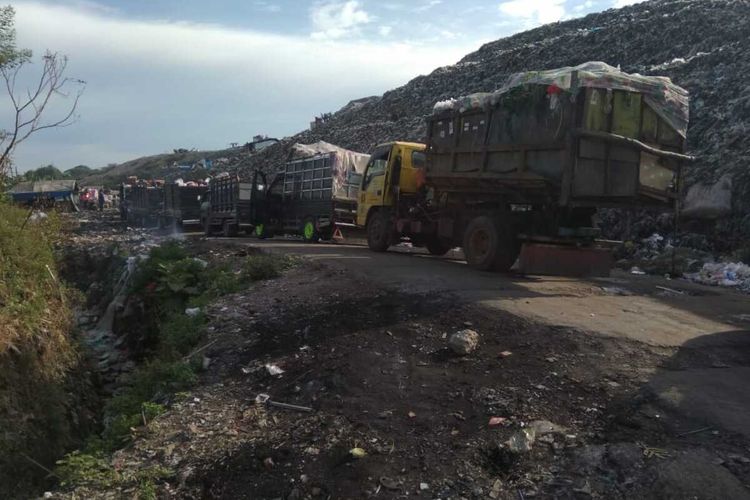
[
  {"left": 363, "top": 148, "right": 390, "bottom": 190},
  {"left": 412, "top": 151, "right": 426, "bottom": 169}
]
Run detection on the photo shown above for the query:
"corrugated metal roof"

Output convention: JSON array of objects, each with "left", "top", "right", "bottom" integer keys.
[{"left": 7, "top": 179, "right": 78, "bottom": 194}]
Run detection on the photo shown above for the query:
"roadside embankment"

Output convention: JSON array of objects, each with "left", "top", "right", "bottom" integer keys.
[{"left": 0, "top": 203, "right": 97, "bottom": 497}]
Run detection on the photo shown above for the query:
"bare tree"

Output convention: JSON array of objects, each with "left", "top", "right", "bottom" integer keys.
[{"left": 0, "top": 51, "right": 85, "bottom": 178}]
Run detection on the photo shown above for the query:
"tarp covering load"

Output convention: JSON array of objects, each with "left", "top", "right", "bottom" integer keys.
[
  {"left": 289, "top": 141, "right": 370, "bottom": 201},
  {"left": 433, "top": 61, "right": 689, "bottom": 138},
  {"left": 7, "top": 180, "right": 78, "bottom": 202}
]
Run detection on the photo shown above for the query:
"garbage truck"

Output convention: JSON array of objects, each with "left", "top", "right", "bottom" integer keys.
[
  {"left": 125, "top": 180, "right": 164, "bottom": 227},
  {"left": 200, "top": 171, "right": 268, "bottom": 237},
  {"left": 262, "top": 141, "right": 369, "bottom": 242},
  {"left": 160, "top": 182, "right": 207, "bottom": 229},
  {"left": 355, "top": 62, "right": 692, "bottom": 275}
]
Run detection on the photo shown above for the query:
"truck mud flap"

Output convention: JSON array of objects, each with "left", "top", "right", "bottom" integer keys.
[{"left": 517, "top": 243, "right": 612, "bottom": 277}]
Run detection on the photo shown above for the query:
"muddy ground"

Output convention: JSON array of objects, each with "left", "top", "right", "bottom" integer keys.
[{"left": 52, "top": 214, "right": 750, "bottom": 499}]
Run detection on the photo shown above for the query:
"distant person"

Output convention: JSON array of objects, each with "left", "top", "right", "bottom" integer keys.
[{"left": 98, "top": 189, "right": 105, "bottom": 211}]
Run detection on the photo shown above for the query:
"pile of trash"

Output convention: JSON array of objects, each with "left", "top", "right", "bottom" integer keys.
[{"left": 684, "top": 261, "right": 750, "bottom": 293}]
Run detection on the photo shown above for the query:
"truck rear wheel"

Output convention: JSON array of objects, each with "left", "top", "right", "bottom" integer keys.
[
  {"left": 367, "top": 211, "right": 391, "bottom": 252},
  {"left": 463, "top": 216, "right": 520, "bottom": 271},
  {"left": 255, "top": 223, "right": 272, "bottom": 239},
  {"left": 302, "top": 218, "right": 320, "bottom": 243}
]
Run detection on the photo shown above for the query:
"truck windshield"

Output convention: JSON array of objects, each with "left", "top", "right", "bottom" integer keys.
[{"left": 363, "top": 147, "right": 390, "bottom": 189}]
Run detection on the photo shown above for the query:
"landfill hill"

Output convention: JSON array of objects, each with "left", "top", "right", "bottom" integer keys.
[
  {"left": 87, "top": 0, "right": 750, "bottom": 242},
  {"left": 80, "top": 147, "right": 244, "bottom": 186}
]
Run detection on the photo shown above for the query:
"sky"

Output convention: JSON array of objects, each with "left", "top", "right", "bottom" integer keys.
[{"left": 6, "top": 0, "right": 645, "bottom": 172}]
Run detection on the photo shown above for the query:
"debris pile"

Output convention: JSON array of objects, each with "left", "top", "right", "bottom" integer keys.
[{"left": 685, "top": 261, "right": 750, "bottom": 292}]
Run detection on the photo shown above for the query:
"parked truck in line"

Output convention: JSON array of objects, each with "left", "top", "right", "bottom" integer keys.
[
  {"left": 124, "top": 180, "right": 164, "bottom": 227},
  {"left": 355, "top": 62, "right": 692, "bottom": 275},
  {"left": 160, "top": 183, "right": 206, "bottom": 229},
  {"left": 262, "top": 141, "right": 369, "bottom": 242},
  {"left": 200, "top": 171, "right": 268, "bottom": 237}
]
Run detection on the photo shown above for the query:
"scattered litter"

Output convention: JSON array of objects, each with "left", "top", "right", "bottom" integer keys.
[
  {"left": 265, "top": 363, "right": 285, "bottom": 376},
  {"left": 684, "top": 261, "right": 750, "bottom": 292},
  {"left": 449, "top": 329, "right": 480, "bottom": 355},
  {"left": 630, "top": 266, "right": 646, "bottom": 275},
  {"left": 379, "top": 476, "right": 400, "bottom": 490},
  {"left": 255, "top": 393, "right": 313, "bottom": 413},
  {"left": 408, "top": 411, "right": 416, "bottom": 418},
  {"left": 489, "top": 416, "right": 507, "bottom": 427},
  {"left": 639, "top": 442, "right": 671, "bottom": 459},
  {"left": 504, "top": 428, "right": 536, "bottom": 454},
  {"left": 499, "top": 350, "right": 513, "bottom": 358},
  {"left": 185, "top": 307, "right": 201, "bottom": 317},
  {"left": 419, "top": 482, "right": 429, "bottom": 491},
  {"left": 349, "top": 447, "right": 367, "bottom": 459},
  {"left": 655, "top": 285, "right": 685, "bottom": 295}
]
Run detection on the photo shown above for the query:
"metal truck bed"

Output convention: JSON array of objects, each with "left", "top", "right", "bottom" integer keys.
[{"left": 427, "top": 63, "right": 691, "bottom": 210}]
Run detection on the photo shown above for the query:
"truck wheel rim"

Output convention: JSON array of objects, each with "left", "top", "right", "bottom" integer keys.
[
  {"left": 255, "top": 224, "right": 264, "bottom": 236},
  {"left": 304, "top": 221, "right": 315, "bottom": 240},
  {"left": 469, "top": 229, "right": 490, "bottom": 261}
]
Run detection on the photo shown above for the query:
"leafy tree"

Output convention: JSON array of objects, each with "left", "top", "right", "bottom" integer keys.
[
  {"left": 64, "top": 165, "right": 94, "bottom": 179},
  {"left": 20, "top": 164, "right": 65, "bottom": 181}
]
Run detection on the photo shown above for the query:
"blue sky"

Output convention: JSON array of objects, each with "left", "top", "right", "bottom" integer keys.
[{"left": 7, "top": 0, "right": 643, "bottom": 171}]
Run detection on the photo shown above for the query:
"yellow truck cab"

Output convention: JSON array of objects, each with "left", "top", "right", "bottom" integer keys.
[{"left": 355, "top": 141, "right": 426, "bottom": 231}]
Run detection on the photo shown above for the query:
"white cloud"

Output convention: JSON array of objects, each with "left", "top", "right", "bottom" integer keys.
[
  {"left": 378, "top": 25, "right": 393, "bottom": 37},
  {"left": 574, "top": 1, "right": 595, "bottom": 12},
  {"left": 310, "top": 1, "right": 371, "bottom": 40},
  {"left": 253, "top": 1, "right": 282, "bottom": 13},
  {"left": 498, "top": 0, "right": 566, "bottom": 26},
  {"left": 414, "top": 0, "right": 442, "bottom": 13},
  {"left": 613, "top": 0, "right": 647, "bottom": 7},
  {"left": 9, "top": 1, "right": 477, "bottom": 170}
]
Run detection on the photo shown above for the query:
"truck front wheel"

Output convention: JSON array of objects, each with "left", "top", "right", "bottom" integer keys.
[
  {"left": 367, "top": 211, "right": 391, "bottom": 252},
  {"left": 463, "top": 216, "right": 519, "bottom": 271}
]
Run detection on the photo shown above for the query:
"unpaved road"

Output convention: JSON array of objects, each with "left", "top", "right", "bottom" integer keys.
[
  {"left": 207, "top": 237, "right": 750, "bottom": 444},
  {"left": 216, "top": 237, "right": 750, "bottom": 348}
]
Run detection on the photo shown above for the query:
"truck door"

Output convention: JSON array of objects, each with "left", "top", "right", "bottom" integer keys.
[{"left": 356, "top": 145, "right": 391, "bottom": 225}]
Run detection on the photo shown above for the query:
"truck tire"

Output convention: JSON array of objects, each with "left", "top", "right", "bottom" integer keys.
[
  {"left": 254, "top": 223, "right": 270, "bottom": 239},
  {"left": 367, "top": 211, "right": 391, "bottom": 252},
  {"left": 425, "top": 238, "right": 451, "bottom": 256},
  {"left": 302, "top": 218, "right": 320, "bottom": 243},
  {"left": 463, "top": 215, "right": 520, "bottom": 271}
]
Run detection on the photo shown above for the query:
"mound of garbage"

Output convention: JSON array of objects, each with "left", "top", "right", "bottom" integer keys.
[{"left": 238, "top": 0, "right": 750, "bottom": 256}]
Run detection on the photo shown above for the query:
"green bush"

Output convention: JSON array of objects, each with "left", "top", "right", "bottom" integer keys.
[
  {"left": 55, "top": 451, "right": 117, "bottom": 488},
  {"left": 242, "top": 254, "right": 295, "bottom": 281}
]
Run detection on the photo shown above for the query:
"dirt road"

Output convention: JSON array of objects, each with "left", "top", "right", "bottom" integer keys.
[{"left": 225, "top": 238, "right": 750, "bottom": 348}]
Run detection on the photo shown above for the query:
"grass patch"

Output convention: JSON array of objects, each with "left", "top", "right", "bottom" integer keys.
[{"left": 55, "top": 243, "right": 295, "bottom": 490}]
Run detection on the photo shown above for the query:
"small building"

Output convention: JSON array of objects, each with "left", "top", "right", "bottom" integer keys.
[{"left": 245, "top": 135, "right": 279, "bottom": 153}]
